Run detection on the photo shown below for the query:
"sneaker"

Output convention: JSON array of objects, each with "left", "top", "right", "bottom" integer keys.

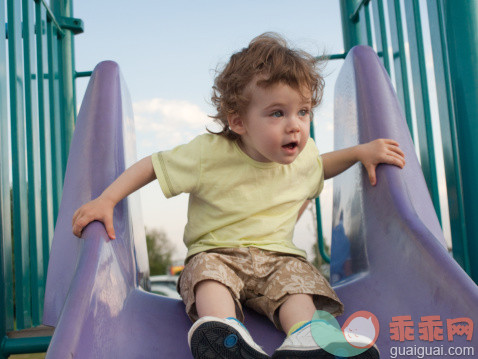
[
  {"left": 188, "top": 316, "right": 270, "bottom": 359},
  {"left": 272, "top": 321, "right": 332, "bottom": 359},
  {"left": 272, "top": 321, "right": 380, "bottom": 359}
]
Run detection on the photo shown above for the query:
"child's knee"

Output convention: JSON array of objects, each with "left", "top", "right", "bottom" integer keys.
[{"left": 195, "top": 279, "right": 231, "bottom": 296}]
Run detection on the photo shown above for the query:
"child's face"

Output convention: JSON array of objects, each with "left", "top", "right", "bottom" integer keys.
[{"left": 229, "top": 81, "right": 312, "bottom": 165}]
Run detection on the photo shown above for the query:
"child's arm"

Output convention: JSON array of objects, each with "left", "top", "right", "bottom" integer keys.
[
  {"left": 321, "top": 139, "right": 405, "bottom": 186},
  {"left": 297, "top": 200, "right": 312, "bottom": 220},
  {"left": 72, "top": 155, "right": 156, "bottom": 239}
]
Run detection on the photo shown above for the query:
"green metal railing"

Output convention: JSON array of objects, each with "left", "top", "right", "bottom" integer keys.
[
  {"left": 1, "top": 0, "right": 477, "bottom": 357},
  {"left": 339, "top": 0, "right": 477, "bottom": 283},
  {"left": 1, "top": 0, "right": 82, "bottom": 357}
]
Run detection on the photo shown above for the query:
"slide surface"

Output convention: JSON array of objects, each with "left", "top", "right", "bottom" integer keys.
[
  {"left": 43, "top": 49, "right": 478, "bottom": 358},
  {"left": 330, "top": 46, "right": 478, "bottom": 357},
  {"left": 42, "top": 62, "right": 284, "bottom": 358}
]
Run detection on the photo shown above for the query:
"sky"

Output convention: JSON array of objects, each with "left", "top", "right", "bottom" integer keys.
[{"left": 72, "top": 1, "right": 451, "bottom": 261}]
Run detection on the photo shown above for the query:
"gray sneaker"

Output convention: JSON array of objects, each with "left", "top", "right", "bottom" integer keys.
[
  {"left": 188, "top": 316, "right": 270, "bottom": 359},
  {"left": 272, "top": 321, "right": 380, "bottom": 359}
]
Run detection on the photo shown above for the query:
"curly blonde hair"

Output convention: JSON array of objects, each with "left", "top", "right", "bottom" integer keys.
[{"left": 210, "top": 32, "right": 325, "bottom": 140}]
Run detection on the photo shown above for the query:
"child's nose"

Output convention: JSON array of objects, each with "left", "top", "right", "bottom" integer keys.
[{"left": 286, "top": 116, "right": 300, "bottom": 133}]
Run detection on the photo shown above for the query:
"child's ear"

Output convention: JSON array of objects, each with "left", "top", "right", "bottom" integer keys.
[{"left": 227, "top": 113, "right": 246, "bottom": 135}]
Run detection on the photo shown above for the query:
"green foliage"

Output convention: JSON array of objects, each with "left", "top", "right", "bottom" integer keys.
[{"left": 146, "top": 228, "right": 174, "bottom": 275}]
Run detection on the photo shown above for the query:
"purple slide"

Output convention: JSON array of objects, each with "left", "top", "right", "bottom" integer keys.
[
  {"left": 331, "top": 46, "right": 478, "bottom": 357},
  {"left": 42, "top": 61, "right": 284, "bottom": 358},
  {"left": 43, "top": 47, "right": 477, "bottom": 358}
]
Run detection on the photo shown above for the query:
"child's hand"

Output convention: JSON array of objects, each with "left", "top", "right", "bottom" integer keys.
[
  {"left": 72, "top": 196, "right": 116, "bottom": 239},
  {"left": 357, "top": 139, "right": 405, "bottom": 186}
]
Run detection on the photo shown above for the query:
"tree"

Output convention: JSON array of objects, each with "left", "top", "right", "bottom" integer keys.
[{"left": 146, "top": 228, "right": 175, "bottom": 275}]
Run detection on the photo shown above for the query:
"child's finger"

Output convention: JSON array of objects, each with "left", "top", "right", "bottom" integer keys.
[
  {"left": 73, "top": 215, "right": 93, "bottom": 238},
  {"left": 384, "top": 139, "right": 400, "bottom": 147},
  {"left": 72, "top": 221, "right": 81, "bottom": 238},
  {"left": 387, "top": 152, "right": 406, "bottom": 167},
  {"left": 72, "top": 204, "right": 89, "bottom": 227},
  {"left": 73, "top": 217, "right": 86, "bottom": 238},
  {"left": 367, "top": 165, "right": 377, "bottom": 186},
  {"left": 72, "top": 216, "right": 79, "bottom": 236},
  {"left": 104, "top": 218, "right": 116, "bottom": 240},
  {"left": 72, "top": 209, "right": 80, "bottom": 226},
  {"left": 388, "top": 144, "right": 405, "bottom": 157}
]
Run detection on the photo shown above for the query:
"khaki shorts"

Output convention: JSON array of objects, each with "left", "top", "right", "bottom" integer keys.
[{"left": 177, "top": 247, "right": 344, "bottom": 331}]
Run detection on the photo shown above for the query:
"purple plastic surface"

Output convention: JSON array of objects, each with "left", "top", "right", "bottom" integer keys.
[
  {"left": 43, "top": 52, "right": 478, "bottom": 358},
  {"left": 42, "top": 61, "right": 284, "bottom": 358},
  {"left": 331, "top": 46, "right": 478, "bottom": 357}
]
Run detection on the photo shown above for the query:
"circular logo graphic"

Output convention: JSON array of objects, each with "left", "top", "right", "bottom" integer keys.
[
  {"left": 342, "top": 311, "right": 380, "bottom": 349},
  {"left": 311, "top": 310, "right": 380, "bottom": 357}
]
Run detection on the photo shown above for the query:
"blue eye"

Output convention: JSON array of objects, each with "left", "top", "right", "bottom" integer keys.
[
  {"left": 271, "top": 110, "right": 283, "bottom": 118},
  {"left": 299, "top": 109, "right": 309, "bottom": 117}
]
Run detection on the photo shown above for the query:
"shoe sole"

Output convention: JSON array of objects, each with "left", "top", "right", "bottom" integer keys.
[
  {"left": 190, "top": 321, "right": 270, "bottom": 359},
  {"left": 272, "top": 345, "right": 379, "bottom": 359}
]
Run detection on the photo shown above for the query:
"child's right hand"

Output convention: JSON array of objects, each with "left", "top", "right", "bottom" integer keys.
[{"left": 72, "top": 196, "right": 116, "bottom": 240}]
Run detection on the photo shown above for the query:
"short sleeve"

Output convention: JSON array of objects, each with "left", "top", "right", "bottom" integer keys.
[
  {"left": 151, "top": 135, "right": 203, "bottom": 198},
  {"left": 306, "top": 140, "right": 325, "bottom": 199}
]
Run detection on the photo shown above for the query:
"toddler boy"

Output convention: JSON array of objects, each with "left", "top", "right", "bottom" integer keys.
[{"left": 73, "top": 33, "right": 404, "bottom": 358}]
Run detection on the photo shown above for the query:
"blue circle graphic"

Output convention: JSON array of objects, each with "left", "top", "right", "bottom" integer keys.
[{"left": 224, "top": 334, "right": 238, "bottom": 348}]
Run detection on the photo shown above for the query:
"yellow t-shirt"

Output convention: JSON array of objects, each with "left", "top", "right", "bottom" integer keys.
[{"left": 151, "top": 133, "right": 324, "bottom": 260}]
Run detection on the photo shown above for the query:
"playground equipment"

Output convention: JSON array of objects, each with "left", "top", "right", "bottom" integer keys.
[
  {"left": 41, "top": 47, "right": 478, "bottom": 358},
  {"left": 1, "top": 0, "right": 478, "bottom": 357},
  {"left": 339, "top": 0, "right": 478, "bottom": 279},
  {"left": 331, "top": 45, "right": 478, "bottom": 357},
  {"left": 43, "top": 60, "right": 285, "bottom": 358}
]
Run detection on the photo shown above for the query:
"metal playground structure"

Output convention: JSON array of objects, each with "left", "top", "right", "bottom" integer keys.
[{"left": 1, "top": 0, "right": 477, "bottom": 357}]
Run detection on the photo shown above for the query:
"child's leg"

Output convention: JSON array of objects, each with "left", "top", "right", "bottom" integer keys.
[
  {"left": 184, "top": 253, "right": 269, "bottom": 359},
  {"left": 195, "top": 279, "right": 236, "bottom": 319},
  {"left": 275, "top": 295, "right": 380, "bottom": 359},
  {"left": 278, "top": 293, "right": 316, "bottom": 335}
]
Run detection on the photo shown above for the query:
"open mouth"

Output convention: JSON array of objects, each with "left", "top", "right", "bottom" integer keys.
[{"left": 282, "top": 141, "right": 298, "bottom": 150}]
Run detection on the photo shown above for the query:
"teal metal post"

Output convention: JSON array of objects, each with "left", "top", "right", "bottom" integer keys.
[
  {"left": 51, "top": 0, "right": 76, "bottom": 176},
  {"left": 404, "top": 0, "right": 442, "bottom": 221},
  {"left": 1, "top": 336, "right": 51, "bottom": 356},
  {"left": 23, "top": 0, "right": 45, "bottom": 326},
  {"left": 310, "top": 122, "right": 330, "bottom": 264},
  {"left": 8, "top": 0, "right": 32, "bottom": 330},
  {"left": 387, "top": 0, "right": 415, "bottom": 138},
  {"left": 427, "top": 0, "right": 469, "bottom": 275},
  {"left": 47, "top": 21, "right": 63, "bottom": 221},
  {"left": 35, "top": 1, "right": 56, "bottom": 282},
  {"left": 372, "top": 0, "right": 391, "bottom": 74},
  {"left": 363, "top": 2, "right": 373, "bottom": 47},
  {"left": 356, "top": 1, "right": 372, "bottom": 47},
  {"left": 441, "top": 0, "right": 478, "bottom": 283},
  {"left": 340, "top": 0, "right": 365, "bottom": 51},
  {"left": 1, "top": 0, "right": 14, "bottom": 348}
]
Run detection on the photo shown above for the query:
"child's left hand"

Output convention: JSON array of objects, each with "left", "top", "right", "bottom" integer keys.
[{"left": 357, "top": 139, "right": 405, "bottom": 186}]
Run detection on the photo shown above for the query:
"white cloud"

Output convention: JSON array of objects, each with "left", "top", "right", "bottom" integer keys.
[
  {"left": 133, "top": 98, "right": 216, "bottom": 152},
  {"left": 133, "top": 98, "right": 212, "bottom": 127}
]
